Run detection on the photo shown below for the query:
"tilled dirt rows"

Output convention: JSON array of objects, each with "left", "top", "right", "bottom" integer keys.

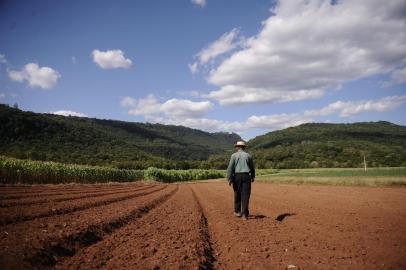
[
  {"left": 0, "top": 184, "right": 134, "bottom": 197},
  {"left": 190, "top": 182, "right": 406, "bottom": 270},
  {"left": 0, "top": 185, "right": 159, "bottom": 225},
  {"left": 1, "top": 182, "right": 405, "bottom": 270}
]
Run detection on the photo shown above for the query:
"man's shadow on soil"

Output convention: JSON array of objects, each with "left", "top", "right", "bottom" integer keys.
[
  {"left": 248, "top": 213, "right": 297, "bottom": 221},
  {"left": 275, "top": 213, "right": 296, "bottom": 222}
]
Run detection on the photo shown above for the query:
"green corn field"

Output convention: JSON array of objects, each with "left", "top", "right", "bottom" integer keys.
[
  {"left": 0, "top": 156, "right": 144, "bottom": 184},
  {"left": 0, "top": 156, "right": 278, "bottom": 184},
  {"left": 144, "top": 167, "right": 225, "bottom": 183}
]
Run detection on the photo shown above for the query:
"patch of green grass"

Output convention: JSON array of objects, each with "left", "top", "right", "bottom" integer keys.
[
  {"left": 257, "top": 176, "right": 406, "bottom": 187},
  {"left": 264, "top": 167, "right": 406, "bottom": 177},
  {"left": 257, "top": 167, "right": 406, "bottom": 187}
]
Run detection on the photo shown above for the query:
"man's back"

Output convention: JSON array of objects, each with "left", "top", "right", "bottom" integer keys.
[{"left": 227, "top": 150, "right": 255, "bottom": 178}]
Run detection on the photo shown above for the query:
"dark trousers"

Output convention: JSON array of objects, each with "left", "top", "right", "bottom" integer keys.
[{"left": 232, "top": 173, "right": 251, "bottom": 217}]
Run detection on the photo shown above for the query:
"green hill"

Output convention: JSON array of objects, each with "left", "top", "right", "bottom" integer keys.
[
  {"left": 0, "top": 104, "right": 240, "bottom": 169},
  {"left": 1, "top": 104, "right": 405, "bottom": 170},
  {"left": 249, "top": 122, "right": 406, "bottom": 169}
]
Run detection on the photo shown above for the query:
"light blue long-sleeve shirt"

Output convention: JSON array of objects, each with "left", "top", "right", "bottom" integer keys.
[{"left": 227, "top": 149, "right": 255, "bottom": 181}]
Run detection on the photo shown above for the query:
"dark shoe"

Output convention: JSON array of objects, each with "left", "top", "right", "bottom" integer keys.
[
  {"left": 242, "top": 215, "right": 248, "bottom": 221},
  {"left": 234, "top": 212, "right": 242, "bottom": 217}
]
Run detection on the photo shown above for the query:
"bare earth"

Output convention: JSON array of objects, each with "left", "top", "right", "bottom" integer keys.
[{"left": 0, "top": 181, "right": 405, "bottom": 269}]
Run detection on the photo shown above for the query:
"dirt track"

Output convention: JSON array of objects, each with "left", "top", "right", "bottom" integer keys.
[{"left": 0, "top": 181, "right": 405, "bottom": 269}]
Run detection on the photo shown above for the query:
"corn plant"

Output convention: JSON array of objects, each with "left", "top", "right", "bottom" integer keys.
[{"left": 144, "top": 167, "right": 225, "bottom": 183}]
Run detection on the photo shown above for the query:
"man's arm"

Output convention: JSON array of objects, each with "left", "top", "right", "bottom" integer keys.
[
  {"left": 249, "top": 155, "right": 255, "bottom": 182},
  {"left": 226, "top": 155, "right": 235, "bottom": 185}
]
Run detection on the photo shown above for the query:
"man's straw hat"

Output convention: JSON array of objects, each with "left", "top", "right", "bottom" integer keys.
[{"left": 234, "top": 141, "right": 247, "bottom": 147}]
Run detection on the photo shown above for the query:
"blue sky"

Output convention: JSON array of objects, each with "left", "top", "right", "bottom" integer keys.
[{"left": 1, "top": 0, "right": 405, "bottom": 139}]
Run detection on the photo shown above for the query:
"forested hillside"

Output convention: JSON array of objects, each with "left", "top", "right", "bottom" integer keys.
[
  {"left": 1, "top": 104, "right": 405, "bottom": 169},
  {"left": 0, "top": 104, "right": 240, "bottom": 169},
  {"left": 249, "top": 122, "right": 406, "bottom": 168}
]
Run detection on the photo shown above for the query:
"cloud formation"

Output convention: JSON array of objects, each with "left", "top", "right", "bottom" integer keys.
[
  {"left": 189, "top": 28, "right": 240, "bottom": 74},
  {"left": 0, "top": 54, "right": 7, "bottom": 64},
  {"left": 51, "top": 110, "right": 88, "bottom": 117},
  {"left": 8, "top": 63, "right": 60, "bottom": 89},
  {"left": 121, "top": 95, "right": 213, "bottom": 119},
  {"left": 389, "top": 67, "right": 406, "bottom": 85},
  {"left": 92, "top": 49, "right": 132, "bottom": 69},
  {"left": 120, "top": 96, "right": 137, "bottom": 107},
  {"left": 246, "top": 114, "right": 312, "bottom": 130},
  {"left": 191, "top": 0, "right": 206, "bottom": 8},
  {"left": 145, "top": 111, "right": 311, "bottom": 134},
  {"left": 305, "top": 95, "right": 406, "bottom": 117},
  {"left": 123, "top": 95, "right": 406, "bottom": 135},
  {"left": 204, "top": 0, "right": 406, "bottom": 105}
]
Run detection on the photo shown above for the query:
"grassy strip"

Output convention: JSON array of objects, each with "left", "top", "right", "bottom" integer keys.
[
  {"left": 256, "top": 176, "right": 406, "bottom": 187},
  {"left": 268, "top": 167, "right": 406, "bottom": 177},
  {"left": 255, "top": 168, "right": 280, "bottom": 176},
  {"left": 256, "top": 167, "right": 406, "bottom": 187}
]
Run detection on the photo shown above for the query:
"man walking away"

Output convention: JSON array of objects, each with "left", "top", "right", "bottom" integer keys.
[{"left": 227, "top": 141, "right": 255, "bottom": 221}]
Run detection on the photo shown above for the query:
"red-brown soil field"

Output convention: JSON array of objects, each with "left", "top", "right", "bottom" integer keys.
[{"left": 0, "top": 181, "right": 405, "bottom": 270}]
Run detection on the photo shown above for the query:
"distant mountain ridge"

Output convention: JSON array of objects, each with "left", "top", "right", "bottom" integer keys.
[{"left": 0, "top": 104, "right": 240, "bottom": 169}]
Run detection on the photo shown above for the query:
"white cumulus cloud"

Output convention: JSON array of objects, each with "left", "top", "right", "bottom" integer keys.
[
  {"left": 191, "top": 0, "right": 206, "bottom": 8},
  {"left": 121, "top": 95, "right": 406, "bottom": 135},
  {"left": 121, "top": 95, "right": 213, "bottom": 119},
  {"left": 8, "top": 63, "right": 60, "bottom": 89},
  {"left": 51, "top": 110, "right": 88, "bottom": 117},
  {"left": 198, "top": 28, "right": 240, "bottom": 65},
  {"left": 389, "top": 67, "right": 406, "bottom": 85},
  {"left": 120, "top": 96, "right": 137, "bottom": 108},
  {"left": 246, "top": 114, "right": 313, "bottom": 130},
  {"left": 188, "top": 62, "right": 198, "bottom": 75},
  {"left": 92, "top": 49, "right": 132, "bottom": 69},
  {"left": 161, "top": 99, "right": 213, "bottom": 118},
  {"left": 189, "top": 28, "right": 241, "bottom": 74},
  {"left": 127, "top": 95, "right": 162, "bottom": 116},
  {"left": 146, "top": 112, "right": 312, "bottom": 134},
  {"left": 0, "top": 54, "right": 7, "bottom": 64},
  {"left": 205, "top": 0, "right": 406, "bottom": 105},
  {"left": 305, "top": 95, "right": 406, "bottom": 117}
]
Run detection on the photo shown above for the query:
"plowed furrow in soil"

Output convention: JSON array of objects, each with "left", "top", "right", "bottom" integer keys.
[
  {"left": 0, "top": 184, "right": 172, "bottom": 270},
  {"left": 0, "top": 184, "right": 155, "bottom": 207},
  {"left": 55, "top": 185, "right": 211, "bottom": 270},
  {"left": 0, "top": 185, "right": 167, "bottom": 226},
  {"left": 30, "top": 185, "right": 179, "bottom": 269},
  {"left": 190, "top": 183, "right": 283, "bottom": 270},
  {"left": 190, "top": 187, "right": 216, "bottom": 270},
  {"left": 0, "top": 184, "right": 141, "bottom": 200},
  {"left": 0, "top": 184, "right": 126, "bottom": 195}
]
